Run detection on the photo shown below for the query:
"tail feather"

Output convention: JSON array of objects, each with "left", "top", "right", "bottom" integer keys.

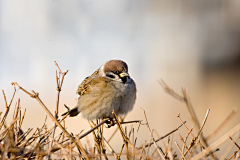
[{"left": 61, "top": 106, "right": 80, "bottom": 117}]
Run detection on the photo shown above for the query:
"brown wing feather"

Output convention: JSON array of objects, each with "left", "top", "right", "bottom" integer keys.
[
  {"left": 62, "top": 69, "right": 101, "bottom": 117},
  {"left": 76, "top": 68, "right": 100, "bottom": 95}
]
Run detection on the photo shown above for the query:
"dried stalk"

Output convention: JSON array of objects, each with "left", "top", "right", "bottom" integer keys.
[
  {"left": 229, "top": 136, "right": 240, "bottom": 150},
  {"left": 137, "top": 121, "right": 185, "bottom": 149},
  {"left": 177, "top": 113, "right": 216, "bottom": 159},
  {"left": 159, "top": 80, "right": 208, "bottom": 146},
  {"left": 11, "top": 82, "right": 83, "bottom": 156},
  {"left": 228, "top": 149, "right": 240, "bottom": 160},
  {"left": 192, "top": 123, "right": 240, "bottom": 160},
  {"left": 206, "top": 107, "right": 238, "bottom": 141},
  {"left": 0, "top": 91, "right": 10, "bottom": 130},
  {"left": 48, "top": 61, "right": 69, "bottom": 157},
  {"left": 221, "top": 132, "right": 240, "bottom": 160},
  {"left": 112, "top": 110, "right": 135, "bottom": 150},
  {"left": 141, "top": 108, "right": 165, "bottom": 160},
  {"left": 175, "top": 141, "right": 186, "bottom": 160}
]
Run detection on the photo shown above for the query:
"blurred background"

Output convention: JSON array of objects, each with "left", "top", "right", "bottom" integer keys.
[{"left": 1, "top": 0, "right": 240, "bottom": 158}]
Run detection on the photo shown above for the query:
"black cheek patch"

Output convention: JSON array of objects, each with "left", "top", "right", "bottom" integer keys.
[{"left": 106, "top": 74, "right": 115, "bottom": 79}]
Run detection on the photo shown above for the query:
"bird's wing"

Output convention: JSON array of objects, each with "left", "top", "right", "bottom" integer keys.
[
  {"left": 62, "top": 68, "right": 104, "bottom": 117},
  {"left": 76, "top": 76, "right": 112, "bottom": 113},
  {"left": 76, "top": 68, "right": 100, "bottom": 96}
]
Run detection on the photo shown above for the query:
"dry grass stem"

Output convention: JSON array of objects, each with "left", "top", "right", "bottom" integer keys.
[
  {"left": 179, "top": 134, "right": 191, "bottom": 157},
  {"left": 141, "top": 108, "right": 165, "bottom": 160},
  {"left": 228, "top": 149, "right": 240, "bottom": 160},
  {"left": 160, "top": 80, "right": 209, "bottom": 147},
  {"left": 175, "top": 141, "right": 186, "bottom": 160},
  {"left": 192, "top": 123, "right": 240, "bottom": 160},
  {"left": 11, "top": 82, "right": 83, "bottom": 154},
  {"left": 221, "top": 132, "right": 240, "bottom": 160},
  {"left": 196, "top": 109, "right": 210, "bottom": 139},
  {"left": 137, "top": 121, "right": 185, "bottom": 150},
  {"left": 1, "top": 64, "right": 239, "bottom": 159},
  {"left": 229, "top": 136, "right": 240, "bottom": 150},
  {"left": 206, "top": 107, "right": 238, "bottom": 141}
]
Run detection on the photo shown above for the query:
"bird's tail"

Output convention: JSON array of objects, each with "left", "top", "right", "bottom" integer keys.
[{"left": 61, "top": 106, "right": 80, "bottom": 117}]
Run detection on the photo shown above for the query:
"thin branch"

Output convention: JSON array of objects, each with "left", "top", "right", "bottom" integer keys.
[
  {"left": 137, "top": 121, "right": 186, "bottom": 149},
  {"left": 179, "top": 134, "right": 191, "bottom": 157},
  {"left": 229, "top": 136, "right": 240, "bottom": 150},
  {"left": 90, "top": 121, "right": 118, "bottom": 159},
  {"left": 119, "top": 144, "right": 125, "bottom": 158},
  {"left": 181, "top": 88, "right": 201, "bottom": 131},
  {"left": 2, "top": 90, "right": 8, "bottom": 108},
  {"left": 177, "top": 113, "right": 216, "bottom": 159},
  {"left": 160, "top": 80, "right": 208, "bottom": 147},
  {"left": 192, "top": 123, "right": 240, "bottom": 160},
  {"left": 206, "top": 107, "right": 238, "bottom": 141},
  {"left": 74, "top": 135, "right": 90, "bottom": 160},
  {"left": 175, "top": 141, "right": 186, "bottom": 160},
  {"left": 79, "top": 119, "right": 109, "bottom": 140},
  {"left": 141, "top": 108, "right": 165, "bottom": 160},
  {"left": 103, "top": 136, "right": 118, "bottom": 159},
  {"left": 196, "top": 109, "right": 210, "bottom": 139},
  {"left": 48, "top": 136, "right": 71, "bottom": 159},
  {"left": 19, "top": 108, "right": 26, "bottom": 128},
  {"left": 158, "top": 79, "right": 184, "bottom": 101},
  {"left": 50, "top": 61, "right": 69, "bottom": 155},
  {"left": 0, "top": 90, "right": 11, "bottom": 130},
  {"left": 11, "top": 82, "right": 35, "bottom": 98},
  {"left": 112, "top": 111, "right": 130, "bottom": 160},
  {"left": 12, "top": 82, "right": 83, "bottom": 155},
  {"left": 14, "top": 98, "right": 21, "bottom": 121},
  {"left": 112, "top": 110, "right": 135, "bottom": 150},
  {"left": 54, "top": 61, "right": 69, "bottom": 118},
  {"left": 9, "top": 85, "right": 17, "bottom": 108},
  {"left": 221, "top": 131, "right": 240, "bottom": 160},
  {"left": 228, "top": 149, "right": 240, "bottom": 160}
]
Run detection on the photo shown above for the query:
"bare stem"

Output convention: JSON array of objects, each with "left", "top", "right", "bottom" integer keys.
[
  {"left": 12, "top": 82, "right": 83, "bottom": 156},
  {"left": 141, "top": 108, "right": 166, "bottom": 160},
  {"left": 137, "top": 121, "right": 186, "bottom": 149},
  {"left": 207, "top": 108, "right": 238, "bottom": 141},
  {"left": 229, "top": 136, "right": 240, "bottom": 150}
]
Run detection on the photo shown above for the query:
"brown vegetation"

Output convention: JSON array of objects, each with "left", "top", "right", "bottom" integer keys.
[{"left": 0, "top": 62, "right": 239, "bottom": 159}]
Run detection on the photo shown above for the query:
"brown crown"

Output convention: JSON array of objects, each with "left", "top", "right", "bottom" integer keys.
[{"left": 103, "top": 60, "right": 128, "bottom": 74}]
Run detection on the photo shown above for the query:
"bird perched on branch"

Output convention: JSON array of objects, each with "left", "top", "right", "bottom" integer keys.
[{"left": 62, "top": 60, "right": 136, "bottom": 120}]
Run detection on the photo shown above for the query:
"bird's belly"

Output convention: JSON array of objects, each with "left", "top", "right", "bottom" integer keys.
[{"left": 78, "top": 81, "right": 136, "bottom": 120}]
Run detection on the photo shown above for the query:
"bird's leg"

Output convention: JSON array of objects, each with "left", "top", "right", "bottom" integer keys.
[
  {"left": 104, "top": 118, "right": 115, "bottom": 128},
  {"left": 119, "top": 116, "right": 123, "bottom": 122},
  {"left": 101, "top": 120, "right": 104, "bottom": 136}
]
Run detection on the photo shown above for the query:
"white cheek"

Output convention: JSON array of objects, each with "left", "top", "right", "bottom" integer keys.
[{"left": 111, "top": 76, "right": 122, "bottom": 82}]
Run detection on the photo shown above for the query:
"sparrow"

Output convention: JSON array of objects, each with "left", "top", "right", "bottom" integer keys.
[{"left": 62, "top": 60, "right": 136, "bottom": 120}]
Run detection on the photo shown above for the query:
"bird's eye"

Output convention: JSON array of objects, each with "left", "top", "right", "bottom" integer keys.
[{"left": 106, "top": 74, "right": 115, "bottom": 79}]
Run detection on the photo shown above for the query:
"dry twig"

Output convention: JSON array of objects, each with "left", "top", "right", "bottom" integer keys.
[{"left": 141, "top": 108, "right": 166, "bottom": 160}]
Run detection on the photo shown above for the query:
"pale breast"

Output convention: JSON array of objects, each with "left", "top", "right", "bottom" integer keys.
[
  {"left": 110, "top": 77, "right": 137, "bottom": 115},
  {"left": 119, "top": 79, "right": 136, "bottom": 115}
]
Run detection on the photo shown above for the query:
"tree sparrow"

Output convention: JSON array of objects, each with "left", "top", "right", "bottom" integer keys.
[{"left": 62, "top": 60, "right": 136, "bottom": 120}]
